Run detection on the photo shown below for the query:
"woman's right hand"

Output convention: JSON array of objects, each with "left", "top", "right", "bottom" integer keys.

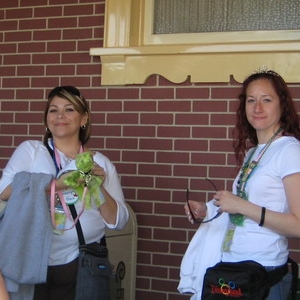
[
  {"left": 184, "top": 200, "right": 207, "bottom": 224},
  {"left": 0, "top": 185, "right": 11, "bottom": 201}
]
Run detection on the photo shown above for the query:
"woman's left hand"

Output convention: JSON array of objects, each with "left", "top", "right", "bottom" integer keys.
[
  {"left": 213, "top": 190, "right": 244, "bottom": 214},
  {"left": 91, "top": 163, "right": 106, "bottom": 185}
]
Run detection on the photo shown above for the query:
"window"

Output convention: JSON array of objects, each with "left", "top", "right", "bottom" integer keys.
[{"left": 90, "top": 0, "right": 300, "bottom": 85}]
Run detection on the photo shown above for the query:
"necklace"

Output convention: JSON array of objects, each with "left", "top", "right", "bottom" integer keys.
[{"left": 230, "top": 127, "right": 283, "bottom": 226}]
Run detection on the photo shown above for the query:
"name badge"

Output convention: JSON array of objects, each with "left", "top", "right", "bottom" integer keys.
[
  {"left": 53, "top": 206, "right": 66, "bottom": 235},
  {"left": 62, "top": 189, "right": 79, "bottom": 205}
]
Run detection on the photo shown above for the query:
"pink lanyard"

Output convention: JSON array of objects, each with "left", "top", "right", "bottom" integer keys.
[{"left": 50, "top": 144, "right": 87, "bottom": 231}]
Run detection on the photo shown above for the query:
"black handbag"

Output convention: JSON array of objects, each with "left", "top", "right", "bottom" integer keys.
[
  {"left": 69, "top": 204, "right": 112, "bottom": 300},
  {"left": 79, "top": 241, "right": 108, "bottom": 258},
  {"left": 201, "top": 260, "right": 288, "bottom": 300}
]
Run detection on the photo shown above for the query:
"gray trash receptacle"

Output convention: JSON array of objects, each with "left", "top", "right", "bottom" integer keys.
[{"left": 106, "top": 203, "right": 137, "bottom": 300}]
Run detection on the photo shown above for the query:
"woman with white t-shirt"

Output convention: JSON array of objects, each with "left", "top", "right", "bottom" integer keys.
[
  {"left": 184, "top": 70, "right": 300, "bottom": 300},
  {"left": 0, "top": 86, "right": 129, "bottom": 299}
]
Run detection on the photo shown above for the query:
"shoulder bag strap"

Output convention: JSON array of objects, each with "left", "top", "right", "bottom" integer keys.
[{"left": 69, "top": 204, "right": 86, "bottom": 245}]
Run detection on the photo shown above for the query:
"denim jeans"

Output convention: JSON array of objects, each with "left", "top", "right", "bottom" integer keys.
[{"left": 265, "top": 268, "right": 292, "bottom": 300}]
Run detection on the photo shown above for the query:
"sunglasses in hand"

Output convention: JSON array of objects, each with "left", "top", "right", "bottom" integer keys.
[{"left": 186, "top": 178, "right": 222, "bottom": 223}]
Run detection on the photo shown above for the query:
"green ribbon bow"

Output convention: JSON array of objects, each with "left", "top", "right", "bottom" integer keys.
[{"left": 63, "top": 152, "right": 105, "bottom": 209}]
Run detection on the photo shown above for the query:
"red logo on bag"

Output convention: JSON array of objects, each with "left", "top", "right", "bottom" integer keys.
[{"left": 210, "top": 278, "right": 243, "bottom": 297}]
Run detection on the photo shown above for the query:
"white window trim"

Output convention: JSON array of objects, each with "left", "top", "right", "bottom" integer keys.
[{"left": 90, "top": 0, "right": 300, "bottom": 85}]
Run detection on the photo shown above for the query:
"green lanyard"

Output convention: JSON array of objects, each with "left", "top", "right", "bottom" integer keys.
[{"left": 230, "top": 127, "right": 283, "bottom": 226}]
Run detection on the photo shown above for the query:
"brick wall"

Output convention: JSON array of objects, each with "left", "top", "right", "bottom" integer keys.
[{"left": 1, "top": 1, "right": 300, "bottom": 299}]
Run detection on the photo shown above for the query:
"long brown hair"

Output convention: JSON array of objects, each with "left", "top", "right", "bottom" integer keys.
[
  {"left": 233, "top": 71, "right": 300, "bottom": 166},
  {"left": 43, "top": 86, "right": 92, "bottom": 145}
]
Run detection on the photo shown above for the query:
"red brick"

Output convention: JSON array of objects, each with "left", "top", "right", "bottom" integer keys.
[
  {"left": 91, "top": 101, "right": 122, "bottom": 112},
  {"left": 175, "top": 113, "right": 209, "bottom": 125},
  {"left": 61, "top": 52, "right": 91, "bottom": 63},
  {"left": 141, "top": 113, "right": 173, "bottom": 124},
  {"left": 3, "top": 54, "right": 31, "bottom": 65},
  {"left": 5, "top": 31, "right": 32, "bottom": 42},
  {"left": 122, "top": 151, "right": 155, "bottom": 163},
  {"left": 211, "top": 112, "right": 236, "bottom": 125},
  {"left": 19, "top": 18, "right": 46, "bottom": 30},
  {"left": 193, "top": 100, "right": 228, "bottom": 112},
  {"left": 0, "top": 20, "right": 18, "bottom": 31},
  {"left": 49, "top": 0, "right": 77, "bottom": 4},
  {"left": 0, "top": 89, "right": 15, "bottom": 99},
  {"left": 2, "top": 77, "right": 30, "bottom": 88},
  {"left": 139, "top": 138, "right": 172, "bottom": 150},
  {"left": 124, "top": 101, "right": 156, "bottom": 111},
  {"left": 141, "top": 88, "right": 174, "bottom": 99},
  {"left": 34, "top": 6, "right": 62, "bottom": 18},
  {"left": 94, "top": 3, "right": 105, "bottom": 14},
  {"left": 137, "top": 189, "right": 171, "bottom": 202},
  {"left": 47, "top": 41, "right": 76, "bottom": 52},
  {"left": 108, "top": 88, "right": 139, "bottom": 100},
  {"left": 79, "top": 15, "right": 104, "bottom": 27},
  {"left": 122, "top": 175, "right": 154, "bottom": 188},
  {"left": 157, "top": 151, "right": 189, "bottom": 164},
  {"left": 15, "top": 112, "right": 42, "bottom": 123},
  {"left": 158, "top": 100, "right": 190, "bottom": 111},
  {"left": 157, "top": 125, "right": 190, "bottom": 138},
  {"left": 1, "top": 101, "right": 29, "bottom": 111},
  {"left": 29, "top": 125, "right": 46, "bottom": 136},
  {"left": 0, "top": 66, "right": 16, "bottom": 76},
  {"left": 139, "top": 164, "right": 172, "bottom": 176},
  {"left": 6, "top": 8, "right": 33, "bottom": 19},
  {"left": 212, "top": 86, "right": 240, "bottom": 99},
  {"left": 20, "top": 0, "right": 47, "bottom": 6},
  {"left": 64, "top": 4, "right": 94, "bottom": 16},
  {"left": 1, "top": 124, "right": 28, "bottom": 134},
  {"left": 0, "top": 113, "right": 14, "bottom": 123},
  {"left": 46, "top": 65, "right": 75, "bottom": 76},
  {"left": 92, "top": 125, "right": 121, "bottom": 137},
  {"left": 176, "top": 87, "right": 209, "bottom": 99},
  {"left": 192, "top": 126, "right": 227, "bottom": 138},
  {"left": 18, "top": 42, "right": 46, "bottom": 53},
  {"left": 31, "top": 77, "right": 60, "bottom": 88},
  {"left": 0, "top": 1, "right": 18, "bottom": 9},
  {"left": 48, "top": 17, "right": 77, "bottom": 28},
  {"left": 191, "top": 152, "right": 226, "bottom": 165},
  {"left": 33, "top": 30, "right": 61, "bottom": 41},
  {"left": 0, "top": 43, "right": 17, "bottom": 53},
  {"left": 17, "top": 65, "right": 44, "bottom": 76},
  {"left": 106, "top": 137, "right": 138, "bottom": 149},
  {"left": 123, "top": 125, "right": 155, "bottom": 137},
  {"left": 62, "top": 28, "right": 93, "bottom": 40},
  {"left": 174, "top": 138, "right": 208, "bottom": 151}
]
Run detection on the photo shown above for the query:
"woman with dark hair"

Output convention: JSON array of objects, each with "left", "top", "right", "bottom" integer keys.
[
  {"left": 234, "top": 70, "right": 300, "bottom": 166},
  {"left": 183, "top": 70, "right": 300, "bottom": 299},
  {"left": 0, "top": 86, "right": 129, "bottom": 299}
]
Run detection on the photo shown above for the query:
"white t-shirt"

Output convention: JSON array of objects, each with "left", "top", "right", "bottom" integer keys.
[
  {"left": 0, "top": 140, "right": 129, "bottom": 266},
  {"left": 222, "top": 136, "right": 300, "bottom": 266}
]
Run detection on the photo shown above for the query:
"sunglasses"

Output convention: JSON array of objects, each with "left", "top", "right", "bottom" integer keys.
[
  {"left": 48, "top": 86, "right": 81, "bottom": 99},
  {"left": 186, "top": 178, "right": 222, "bottom": 223}
]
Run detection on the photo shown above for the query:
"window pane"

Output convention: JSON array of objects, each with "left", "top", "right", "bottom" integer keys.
[{"left": 154, "top": 0, "right": 300, "bottom": 34}]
